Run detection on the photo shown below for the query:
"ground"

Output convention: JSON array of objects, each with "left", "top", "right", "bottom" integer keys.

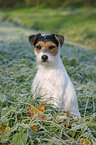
[{"left": 0, "top": 21, "right": 96, "bottom": 144}]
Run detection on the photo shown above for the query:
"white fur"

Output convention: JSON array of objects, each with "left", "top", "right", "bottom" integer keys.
[{"left": 32, "top": 47, "right": 80, "bottom": 117}]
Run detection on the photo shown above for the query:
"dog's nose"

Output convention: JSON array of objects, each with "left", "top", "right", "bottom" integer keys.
[{"left": 41, "top": 55, "right": 48, "bottom": 61}]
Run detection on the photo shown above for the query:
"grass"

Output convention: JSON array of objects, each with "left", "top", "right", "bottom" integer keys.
[
  {"left": 0, "top": 21, "right": 96, "bottom": 144},
  {"left": 0, "top": 7, "right": 96, "bottom": 50}
]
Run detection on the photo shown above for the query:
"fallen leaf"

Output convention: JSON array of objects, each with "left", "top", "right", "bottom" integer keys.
[
  {"left": 79, "top": 138, "right": 91, "bottom": 145},
  {"left": 66, "top": 120, "right": 70, "bottom": 128},
  {"left": 0, "top": 131, "right": 4, "bottom": 136},
  {"left": 31, "top": 125, "right": 37, "bottom": 132},
  {"left": 79, "top": 138, "right": 84, "bottom": 144},
  {"left": 29, "top": 104, "right": 46, "bottom": 131},
  {"left": 63, "top": 111, "right": 70, "bottom": 115},
  {"left": 84, "top": 139, "right": 91, "bottom": 145},
  {"left": 0, "top": 125, "right": 5, "bottom": 131},
  {"left": 0, "top": 125, "right": 10, "bottom": 136},
  {"left": 37, "top": 104, "right": 46, "bottom": 112},
  {"left": 29, "top": 104, "right": 46, "bottom": 118},
  {"left": 4, "top": 127, "right": 10, "bottom": 131}
]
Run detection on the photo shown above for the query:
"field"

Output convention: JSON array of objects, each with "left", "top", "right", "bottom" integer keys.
[
  {"left": 0, "top": 7, "right": 96, "bottom": 145},
  {"left": 0, "top": 7, "right": 96, "bottom": 50}
]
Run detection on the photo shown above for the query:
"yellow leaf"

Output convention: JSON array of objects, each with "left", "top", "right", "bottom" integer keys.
[
  {"left": 0, "top": 125, "right": 5, "bottom": 131},
  {"left": 79, "top": 138, "right": 84, "bottom": 144},
  {"left": 79, "top": 138, "right": 91, "bottom": 145},
  {"left": 31, "top": 125, "right": 37, "bottom": 132},
  {"left": 29, "top": 104, "right": 46, "bottom": 118},
  {"left": 63, "top": 111, "right": 70, "bottom": 115},
  {"left": 29, "top": 104, "right": 46, "bottom": 132},
  {"left": 0, "top": 131, "right": 4, "bottom": 136},
  {"left": 29, "top": 106, "right": 39, "bottom": 117},
  {"left": 84, "top": 139, "right": 91, "bottom": 145},
  {"left": 66, "top": 120, "right": 70, "bottom": 128},
  {"left": 37, "top": 104, "right": 46, "bottom": 112},
  {"left": 0, "top": 125, "right": 10, "bottom": 136},
  {"left": 4, "top": 127, "right": 10, "bottom": 131}
]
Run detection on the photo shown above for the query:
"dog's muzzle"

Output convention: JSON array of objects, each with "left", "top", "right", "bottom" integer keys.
[{"left": 41, "top": 55, "right": 48, "bottom": 62}]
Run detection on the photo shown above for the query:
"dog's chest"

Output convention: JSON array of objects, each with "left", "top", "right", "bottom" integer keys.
[{"left": 32, "top": 66, "right": 67, "bottom": 99}]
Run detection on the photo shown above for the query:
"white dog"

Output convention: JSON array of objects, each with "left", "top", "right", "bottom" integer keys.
[{"left": 29, "top": 33, "right": 80, "bottom": 117}]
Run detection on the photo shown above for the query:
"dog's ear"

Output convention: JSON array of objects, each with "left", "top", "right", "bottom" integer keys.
[
  {"left": 29, "top": 33, "right": 41, "bottom": 46},
  {"left": 52, "top": 34, "right": 64, "bottom": 47}
]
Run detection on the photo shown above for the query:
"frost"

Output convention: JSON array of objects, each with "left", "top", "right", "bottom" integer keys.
[{"left": 0, "top": 22, "right": 96, "bottom": 144}]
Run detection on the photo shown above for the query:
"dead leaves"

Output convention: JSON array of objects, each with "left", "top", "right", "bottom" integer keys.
[
  {"left": 0, "top": 125, "right": 10, "bottom": 136},
  {"left": 79, "top": 138, "right": 91, "bottom": 145},
  {"left": 63, "top": 111, "right": 70, "bottom": 115},
  {"left": 66, "top": 120, "right": 70, "bottom": 128},
  {"left": 29, "top": 103, "right": 46, "bottom": 119},
  {"left": 29, "top": 104, "right": 46, "bottom": 131},
  {"left": 0, "top": 105, "right": 93, "bottom": 145},
  {"left": 31, "top": 124, "right": 37, "bottom": 132},
  {"left": 29, "top": 104, "right": 71, "bottom": 131}
]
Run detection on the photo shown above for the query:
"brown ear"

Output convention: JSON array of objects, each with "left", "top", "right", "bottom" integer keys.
[
  {"left": 52, "top": 34, "right": 64, "bottom": 47},
  {"left": 29, "top": 33, "right": 41, "bottom": 46}
]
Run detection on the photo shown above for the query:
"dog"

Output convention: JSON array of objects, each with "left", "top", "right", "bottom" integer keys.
[{"left": 29, "top": 33, "right": 80, "bottom": 117}]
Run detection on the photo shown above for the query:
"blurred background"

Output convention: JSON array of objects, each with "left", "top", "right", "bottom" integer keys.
[
  {"left": 0, "top": 0, "right": 96, "bottom": 50},
  {"left": 0, "top": 0, "right": 96, "bottom": 8}
]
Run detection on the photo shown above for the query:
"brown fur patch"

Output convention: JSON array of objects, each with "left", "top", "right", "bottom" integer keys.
[
  {"left": 46, "top": 41, "right": 58, "bottom": 56},
  {"left": 35, "top": 41, "right": 58, "bottom": 56},
  {"left": 35, "top": 41, "right": 45, "bottom": 54}
]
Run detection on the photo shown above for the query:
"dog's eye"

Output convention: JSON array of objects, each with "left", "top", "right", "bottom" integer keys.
[
  {"left": 36, "top": 45, "right": 41, "bottom": 49},
  {"left": 49, "top": 46, "right": 55, "bottom": 49}
]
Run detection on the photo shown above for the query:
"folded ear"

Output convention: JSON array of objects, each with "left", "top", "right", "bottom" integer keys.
[
  {"left": 52, "top": 34, "right": 64, "bottom": 47},
  {"left": 29, "top": 33, "right": 41, "bottom": 46}
]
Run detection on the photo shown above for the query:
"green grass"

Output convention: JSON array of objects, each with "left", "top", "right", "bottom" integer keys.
[
  {"left": 0, "top": 7, "right": 96, "bottom": 50},
  {"left": 0, "top": 22, "right": 96, "bottom": 144}
]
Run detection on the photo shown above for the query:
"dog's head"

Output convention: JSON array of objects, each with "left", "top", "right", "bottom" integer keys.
[{"left": 29, "top": 33, "right": 64, "bottom": 66}]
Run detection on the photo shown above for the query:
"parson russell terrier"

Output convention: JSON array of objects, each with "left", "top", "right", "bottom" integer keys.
[{"left": 29, "top": 33, "right": 80, "bottom": 117}]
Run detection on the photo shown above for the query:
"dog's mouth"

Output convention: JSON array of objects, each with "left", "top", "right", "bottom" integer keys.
[
  {"left": 41, "top": 60, "right": 49, "bottom": 64},
  {"left": 42, "top": 60, "right": 48, "bottom": 62},
  {"left": 36, "top": 59, "right": 49, "bottom": 65}
]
